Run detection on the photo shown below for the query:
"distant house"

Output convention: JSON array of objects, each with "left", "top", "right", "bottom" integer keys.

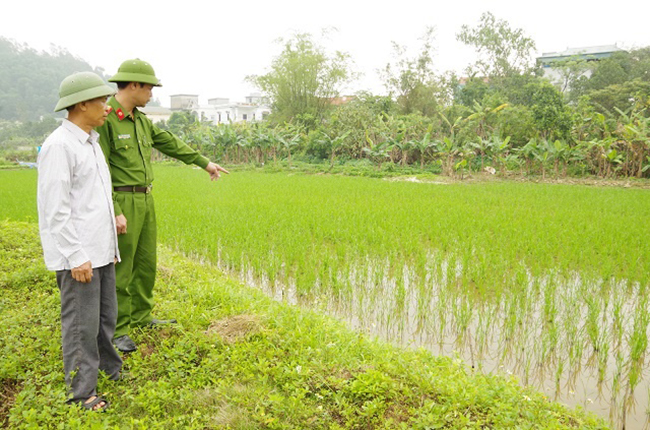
[
  {"left": 141, "top": 93, "right": 198, "bottom": 124},
  {"left": 537, "top": 45, "right": 626, "bottom": 88},
  {"left": 170, "top": 94, "right": 200, "bottom": 110},
  {"left": 140, "top": 106, "right": 173, "bottom": 124},
  {"left": 167, "top": 93, "right": 271, "bottom": 124}
]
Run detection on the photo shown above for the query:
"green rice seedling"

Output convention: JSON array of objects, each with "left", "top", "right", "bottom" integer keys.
[
  {"left": 597, "top": 338, "right": 611, "bottom": 386},
  {"left": 3, "top": 167, "right": 650, "bottom": 427},
  {"left": 611, "top": 349, "right": 624, "bottom": 413},
  {"left": 585, "top": 293, "right": 602, "bottom": 356},
  {"left": 474, "top": 304, "right": 492, "bottom": 359},
  {"left": 611, "top": 294, "right": 625, "bottom": 352},
  {"left": 626, "top": 298, "right": 650, "bottom": 397},
  {"left": 554, "top": 358, "right": 565, "bottom": 398}
]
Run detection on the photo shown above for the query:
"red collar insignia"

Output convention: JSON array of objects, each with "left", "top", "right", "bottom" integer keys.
[
  {"left": 116, "top": 108, "right": 125, "bottom": 121},
  {"left": 107, "top": 107, "right": 114, "bottom": 114}
]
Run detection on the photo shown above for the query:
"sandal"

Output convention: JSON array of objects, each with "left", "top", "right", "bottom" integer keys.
[{"left": 70, "top": 395, "right": 110, "bottom": 412}]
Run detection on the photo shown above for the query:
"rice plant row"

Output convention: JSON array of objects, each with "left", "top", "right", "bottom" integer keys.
[
  {"left": 150, "top": 166, "right": 650, "bottom": 428},
  {"left": 1, "top": 166, "right": 648, "bottom": 427}
]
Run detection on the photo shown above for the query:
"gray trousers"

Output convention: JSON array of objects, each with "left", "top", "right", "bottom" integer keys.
[{"left": 56, "top": 263, "right": 123, "bottom": 403}]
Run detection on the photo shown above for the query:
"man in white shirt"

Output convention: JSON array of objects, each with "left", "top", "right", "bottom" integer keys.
[{"left": 37, "top": 71, "right": 122, "bottom": 412}]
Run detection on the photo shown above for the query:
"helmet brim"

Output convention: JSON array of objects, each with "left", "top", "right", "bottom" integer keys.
[
  {"left": 108, "top": 72, "right": 162, "bottom": 87},
  {"left": 54, "top": 84, "right": 115, "bottom": 112}
]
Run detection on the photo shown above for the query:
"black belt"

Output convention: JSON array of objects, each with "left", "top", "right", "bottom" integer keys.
[{"left": 114, "top": 186, "right": 152, "bottom": 194}]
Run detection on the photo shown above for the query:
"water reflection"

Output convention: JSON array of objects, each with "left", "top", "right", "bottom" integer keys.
[{"left": 232, "top": 256, "right": 649, "bottom": 430}]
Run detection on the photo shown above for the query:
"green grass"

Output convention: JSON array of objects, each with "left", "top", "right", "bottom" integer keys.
[
  {"left": 0, "top": 221, "right": 608, "bottom": 429},
  {"left": 2, "top": 165, "right": 648, "bottom": 427}
]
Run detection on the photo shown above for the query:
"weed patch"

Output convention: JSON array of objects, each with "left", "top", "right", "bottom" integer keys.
[
  {"left": 205, "top": 314, "right": 263, "bottom": 344},
  {"left": 0, "top": 378, "right": 21, "bottom": 427}
]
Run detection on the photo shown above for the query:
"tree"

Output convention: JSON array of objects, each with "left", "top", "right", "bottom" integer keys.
[
  {"left": 545, "top": 56, "right": 594, "bottom": 96},
  {"left": 464, "top": 100, "right": 509, "bottom": 139},
  {"left": 380, "top": 28, "right": 440, "bottom": 116},
  {"left": 247, "top": 33, "right": 353, "bottom": 128},
  {"left": 457, "top": 12, "right": 536, "bottom": 79},
  {"left": 277, "top": 125, "right": 302, "bottom": 167},
  {"left": 362, "top": 130, "right": 392, "bottom": 170},
  {"left": 167, "top": 111, "right": 197, "bottom": 137},
  {"left": 316, "top": 130, "right": 351, "bottom": 168},
  {"left": 0, "top": 37, "right": 104, "bottom": 122},
  {"left": 587, "top": 79, "right": 650, "bottom": 114},
  {"left": 569, "top": 48, "right": 650, "bottom": 110},
  {"left": 583, "top": 54, "right": 630, "bottom": 91},
  {"left": 454, "top": 77, "right": 490, "bottom": 106},
  {"left": 523, "top": 80, "right": 573, "bottom": 140}
]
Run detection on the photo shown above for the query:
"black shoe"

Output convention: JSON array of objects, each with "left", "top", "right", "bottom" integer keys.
[
  {"left": 148, "top": 318, "right": 177, "bottom": 327},
  {"left": 113, "top": 335, "right": 137, "bottom": 352}
]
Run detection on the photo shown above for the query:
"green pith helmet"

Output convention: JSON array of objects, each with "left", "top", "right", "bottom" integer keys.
[
  {"left": 54, "top": 72, "right": 115, "bottom": 112},
  {"left": 108, "top": 58, "right": 162, "bottom": 87}
]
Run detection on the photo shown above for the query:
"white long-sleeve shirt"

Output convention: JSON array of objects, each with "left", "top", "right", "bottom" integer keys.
[{"left": 37, "top": 119, "right": 120, "bottom": 271}]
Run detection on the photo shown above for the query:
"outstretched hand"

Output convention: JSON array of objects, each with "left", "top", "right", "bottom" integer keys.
[{"left": 205, "top": 162, "right": 229, "bottom": 181}]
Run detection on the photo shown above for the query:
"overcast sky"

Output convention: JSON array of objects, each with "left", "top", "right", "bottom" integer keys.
[{"left": 3, "top": 0, "right": 650, "bottom": 107}]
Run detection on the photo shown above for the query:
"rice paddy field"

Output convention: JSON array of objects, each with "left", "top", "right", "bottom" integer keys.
[{"left": 2, "top": 164, "right": 650, "bottom": 429}]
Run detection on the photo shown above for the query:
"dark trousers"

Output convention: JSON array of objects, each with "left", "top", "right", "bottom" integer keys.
[
  {"left": 114, "top": 192, "right": 157, "bottom": 337},
  {"left": 56, "top": 263, "right": 122, "bottom": 402}
]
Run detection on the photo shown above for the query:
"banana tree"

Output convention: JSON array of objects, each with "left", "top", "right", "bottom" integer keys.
[
  {"left": 250, "top": 124, "right": 273, "bottom": 165},
  {"left": 454, "top": 158, "right": 468, "bottom": 179},
  {"left": 212, "top": 124, "right": 238, "bottom": 163},
  {"left": 465, "top": 101, "right": 509, "bottom": 139},
  {"left": 489, "top": 135, "right": 511, "bottom": 174},
  {"left": 536, "top": 144, "right": 551, "bottom": 179},
  {"left": 388, "top": 131, "right": 411, "bottom": 166},
  {"left": 409, "top": 125, "right": 434, "bottom": 169},
  {"left": 603, "top": 148, "right": 624, "bottom": 177},
  {"left": 468, "top": 137, "right": 491, "bottom": 172},
  {"left": 330, "top": 131, "right": 351, "bottom": 168},
  {"left": 434, "top": 135, "right": 463, "bottom": 176},
  {"left": 235, "top": 132, "right": 251, "bottom": 164},
  {"left": 277, "top": 129, "right": 302, "bottom": 167},
  {"left": 517, "top": 138, "right": 540, "bottom": 176},
  {"left": 362, "top": 130, "right": 392, "bottom": 170},
  {"left": 615, "top": 107, "right": 650, "bottom": 177},
  {"left": 266, "top": 127, "right": 284, "bottom": 165},
  {"left": 548, "top": 139, "right": 570, "bottom": 177},
  {"left": 317, "top": 130, "right": 352, "bottom": 169}
]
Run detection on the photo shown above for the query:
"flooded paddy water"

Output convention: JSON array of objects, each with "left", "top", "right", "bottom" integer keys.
[{"left": 228, "top": 256, "right": 650, "bottom": 430}]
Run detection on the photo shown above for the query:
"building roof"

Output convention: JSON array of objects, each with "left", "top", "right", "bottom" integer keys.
[
  {"left": 537, "top": 45, "right": 625, "bottom": 62},
  {"left": 141, "top": 106, "right": 173, "bottom": 115}
]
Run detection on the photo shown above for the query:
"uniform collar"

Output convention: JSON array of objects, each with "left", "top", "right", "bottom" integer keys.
[
  {"left": 107, "top": 96, "right": 139, "bottom": 122},
  {"left": 62, "top": 119, "right": 98, "bottom": 145}
]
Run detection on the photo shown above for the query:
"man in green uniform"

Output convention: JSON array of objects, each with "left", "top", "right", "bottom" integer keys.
[{"left": 97, "top": 59, "right": 229, "bottom": 352}]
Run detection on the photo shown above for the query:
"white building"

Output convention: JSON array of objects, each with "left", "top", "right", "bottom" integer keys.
[
  {"left": 141, "top": 93, "right": 271, "bottom": 125},
  {"left": 170, "top": 94, "right": 200, "bottom": 110},
  {"left": 537, "top": 45, "right": 626, "bottom": 89},
  {"left": 168, "top": 93, "right": 270, "bottom": 125},
  {"left": 140, "top": 106, "right": 174, "bottom": 124}
]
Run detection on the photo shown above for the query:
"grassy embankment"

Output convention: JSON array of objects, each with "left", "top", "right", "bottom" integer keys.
[{"left": 0, "top": 220, "right": 608, "bottom": 426}]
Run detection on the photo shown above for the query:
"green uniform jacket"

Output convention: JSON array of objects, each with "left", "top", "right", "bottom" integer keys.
[{"left": 97, "top": 97, "right": 210, "bottom": 216}]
